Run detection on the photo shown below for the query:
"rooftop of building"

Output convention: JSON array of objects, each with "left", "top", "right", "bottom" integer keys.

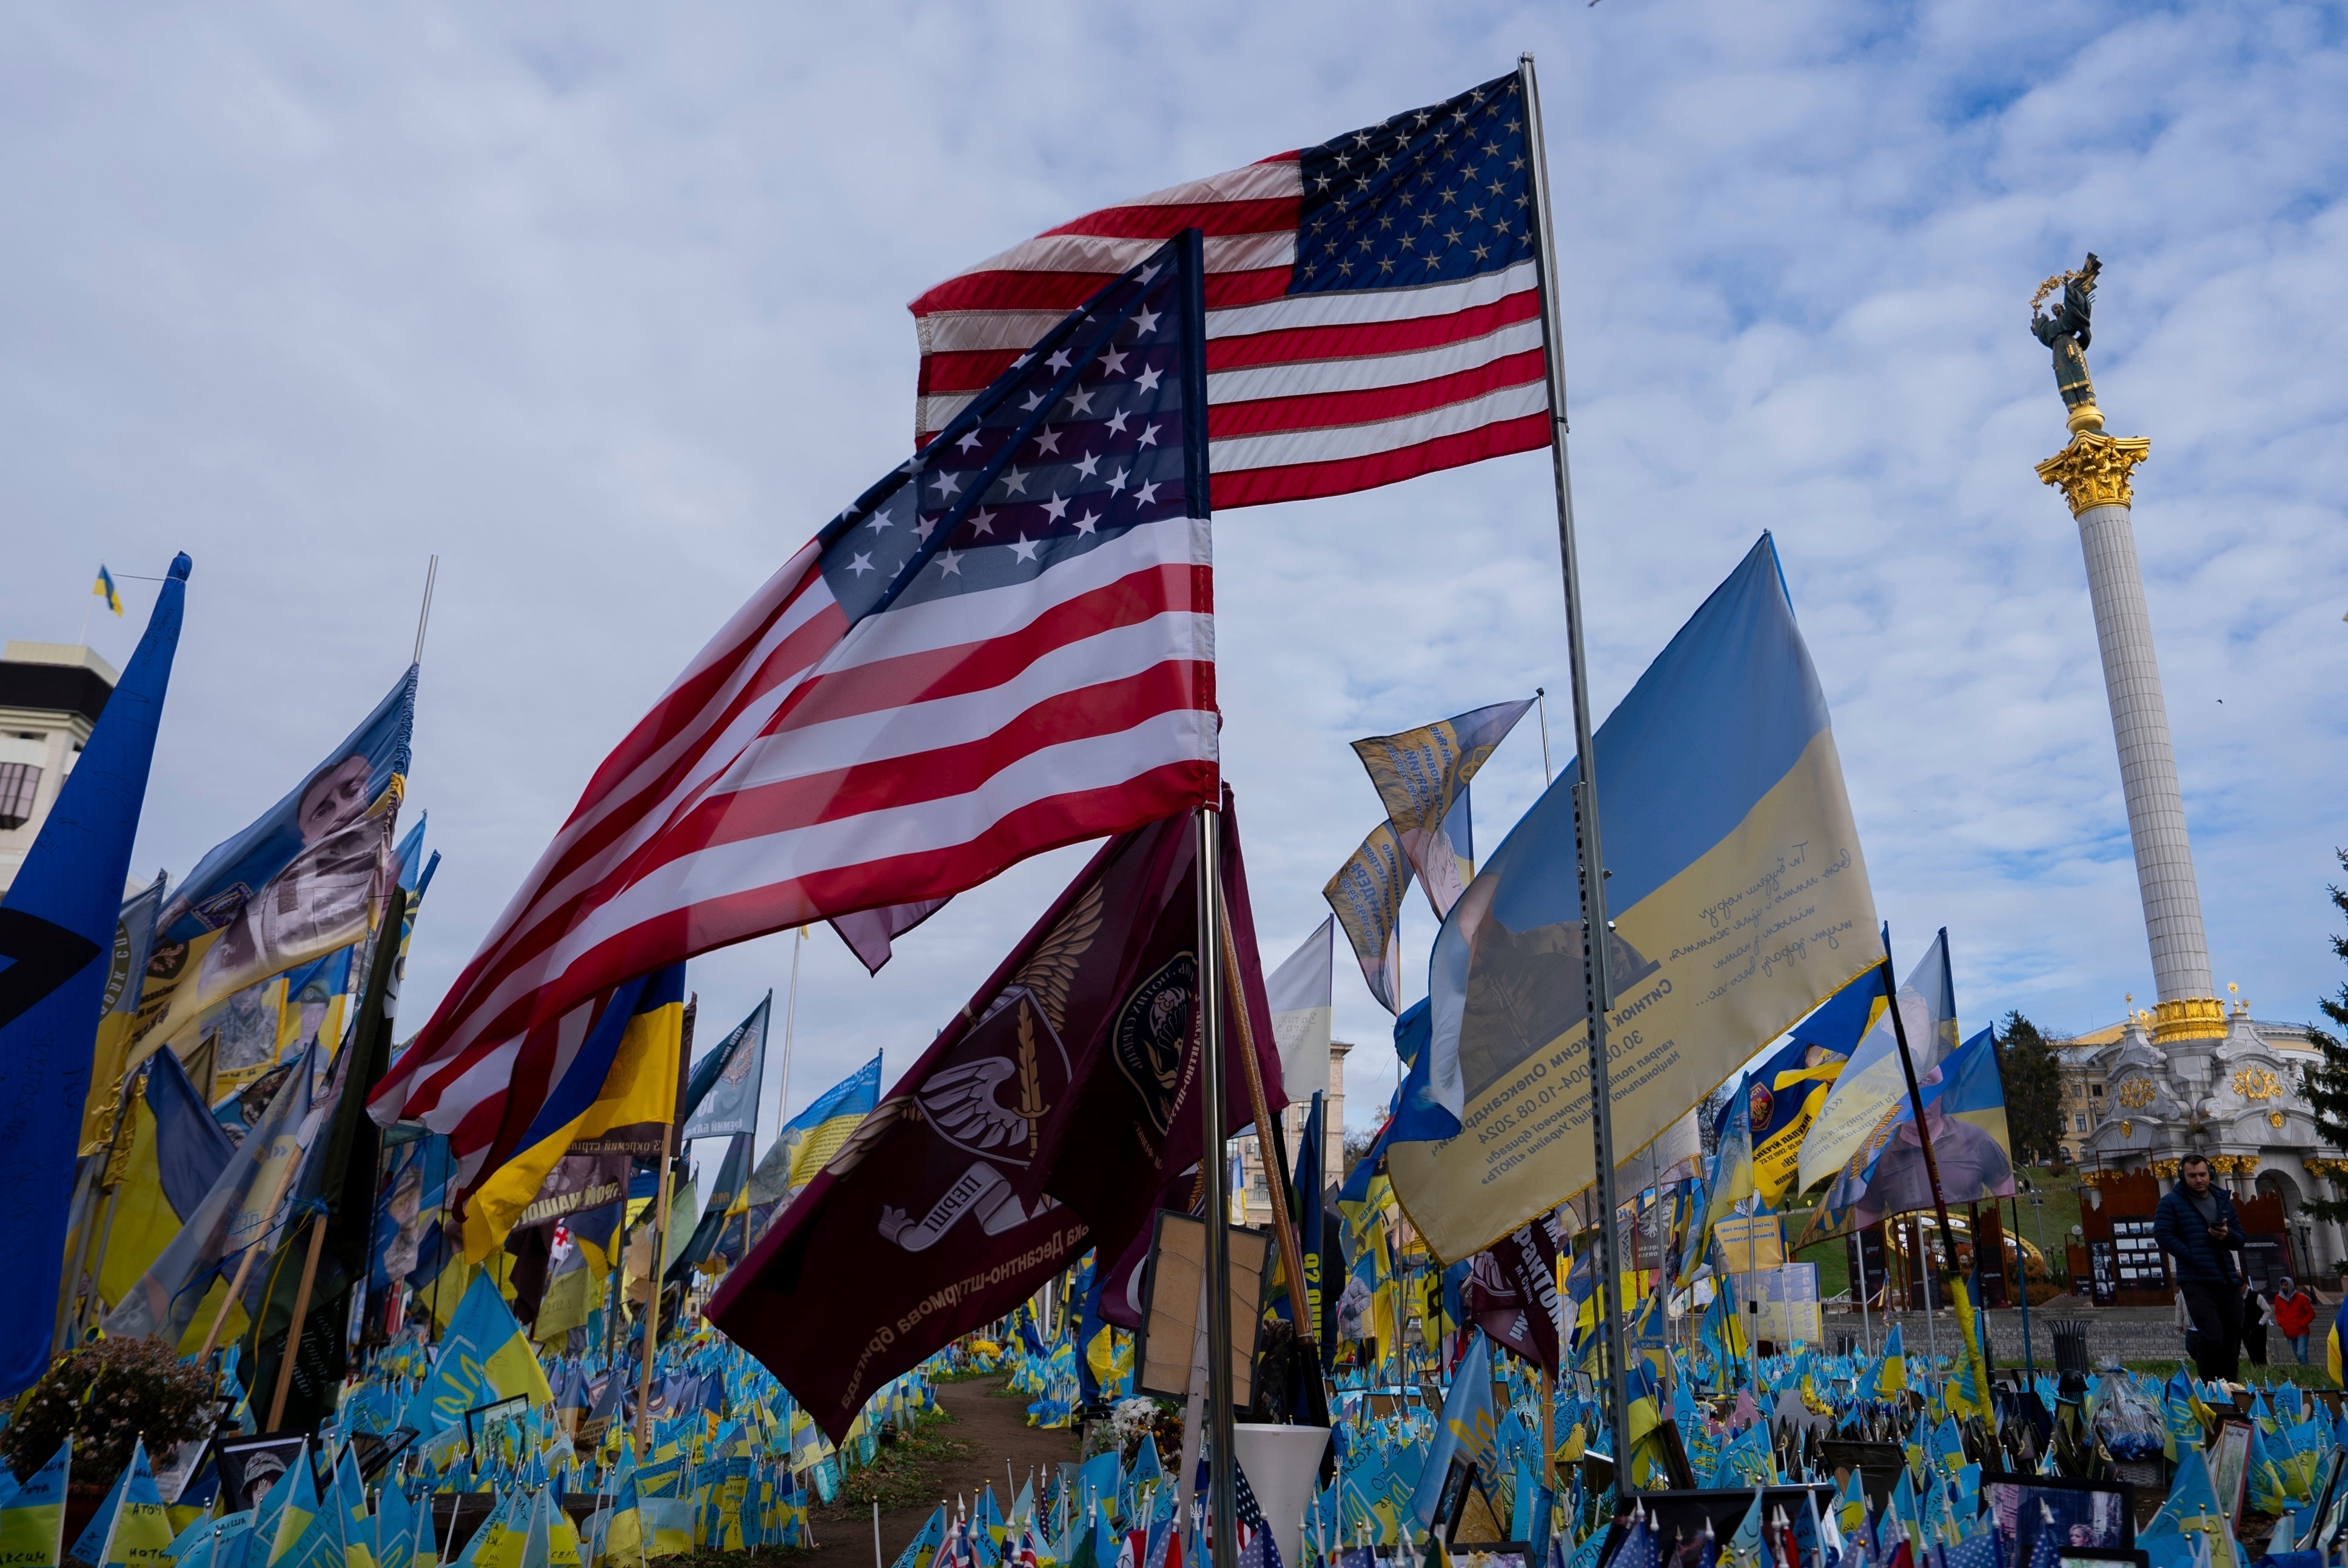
[
  {"left": 2053, "top": 1016, "right": 2318, "bottom": 1053},
  {"left": 0, "top": 642, "right": 116, "bottom": 729}
]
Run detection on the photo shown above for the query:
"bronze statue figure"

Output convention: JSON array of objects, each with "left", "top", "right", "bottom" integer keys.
[{"left": 2031, "top": 252, "right": 2104, "bottom": 432}]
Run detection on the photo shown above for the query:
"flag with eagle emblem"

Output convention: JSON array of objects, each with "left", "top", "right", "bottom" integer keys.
[{"left": 708, "top": 788, "right": 1284, "bottom": 1435}]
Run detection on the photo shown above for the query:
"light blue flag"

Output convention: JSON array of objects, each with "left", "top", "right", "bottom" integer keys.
[
  {"left": 378, "top": 1487, "right": 415, "bottom": 1568},
  {"left": 403, "top": 1268, "right": 554, "bottom": 1434},
  {"left": 1386, "top": 536, "right": 1883, "bottom": 1260},
  {"left": 1409, "top": 1330, "right": 1495, "bottom": 1530},
  {"left": 0, "top": 555, "right": 189, "bottom": 1395},
  {"left": 65, "top": 1463, "right": 130, "bottom": 1568},
  {"left": 2142, "top": 1449, "right": 2233, "bottom": 1568},
  {"left": 889, "top": 1507, "right": 945, "bottom": 1568},
  {"left": 170, "top": 1511, "right": 253, "bottom": 1568}
]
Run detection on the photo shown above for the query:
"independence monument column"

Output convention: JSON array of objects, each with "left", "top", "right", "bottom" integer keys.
[{"left": 2032, "top": 254, "right": 2225, "bottom": 1044}]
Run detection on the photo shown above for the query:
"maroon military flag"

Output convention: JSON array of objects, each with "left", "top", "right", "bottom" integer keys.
[
  {"left": 1463, "top": 1217, "right": 1565, "bottom": 1375},
  {"left": 707, "top": 791, "right": 1285, "bottom": 1436}
]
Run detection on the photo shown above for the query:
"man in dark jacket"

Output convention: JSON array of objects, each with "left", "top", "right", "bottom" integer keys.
[{"left": 2154, "top": 1154, "right": 2247, "bottom": 1381}]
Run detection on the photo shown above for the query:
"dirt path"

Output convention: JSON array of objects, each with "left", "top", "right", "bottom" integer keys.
[{"left": 797, "top": 1375, "right": 1082, "bottom": 1568}]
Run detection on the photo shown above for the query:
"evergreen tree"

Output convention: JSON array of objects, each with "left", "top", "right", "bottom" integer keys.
[
  {"left": 2298, "top": 849, "right": 2348, "bottom": 1230},
  {"left": 1994, "top": 1010, "right": 2066, "bottom": 1168}
]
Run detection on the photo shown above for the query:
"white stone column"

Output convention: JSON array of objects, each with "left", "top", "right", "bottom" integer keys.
[
  {"left": 2075, "top": 497, "right": 2213, "bottom": 1003},
  {"left": 2039, "top": 431, "right": 2224, "bottom": 1042}
]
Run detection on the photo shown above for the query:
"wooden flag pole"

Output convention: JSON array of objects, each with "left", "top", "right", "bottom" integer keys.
[
  {"left": 266, "top": 1210, "right": 330, "bottom": 1430},
  {"left": 195, "top": 1139, "right": 308, "bottom": 1362},
  {"left": 1519, "top": 49, "right": 1634, "bottom": 1473}
]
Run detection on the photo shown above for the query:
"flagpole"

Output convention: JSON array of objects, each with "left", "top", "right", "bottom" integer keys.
[
  {"left": 1218, "top": 897, "right": 1319, "bottom": 1382},
  {"left": 412, "top": 555, "right": 439, "bottom": 666},
  {"left": 1197, "top": 803, "right": 1239, "bottom": 1568},
  {"left": 776, "top": 935, "right": 803, "bottom": 1133},
  {"left": 640, "top": 998, "right": 694, "bottom": 1449},
  {"left": 1518, "top": 50, "right": 1634, "bottom": 1474},
  {"left": 1876, "top": 941, "right": 1963, "bottom": 1287}
]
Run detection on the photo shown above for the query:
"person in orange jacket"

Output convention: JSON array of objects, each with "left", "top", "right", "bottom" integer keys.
[{"left": 2271, "top": 1275, "right": 2318, "bottom": 1364}]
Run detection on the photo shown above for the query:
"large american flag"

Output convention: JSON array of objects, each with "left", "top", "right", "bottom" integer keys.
[
  {"left": 372, "top": 238, "right": 1218, "bottom": 1188},
  {"left": 912, "top": 72, "right": 1547, "bottom": 509}
]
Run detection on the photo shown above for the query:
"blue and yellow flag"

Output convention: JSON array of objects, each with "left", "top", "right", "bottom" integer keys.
[
  {"left": 743, "top": 1051, "right": 883, "bottom": 1220},
  {"left": 99, "top": 1439, "right": 176, "bottom": 1568},
  {"left": 1389, "top": 536, "right": 1884, "bottom": 1259},
  {"left": 2142, "top": 1449, "right": 2233, "bottom": 1568},
  {"left": 463, "top": 964, "right": 686, "bottom": 1259},
  {"left": 1797, "top": 931, "right": 1958, "bottom": 1194},
  {"left": 263, "top": 1446, "right": 320, "bottom": 1568},
  {"left": 1409, "top": 1331, "right": 1496, "bottom": 1530},
  {"left": 1735, "top": 973, "right": 1876, "bottom": 1205},
  {"left": 95, "top": 1043, "right": 237, "bottom": 1310},
  {"left": 1682, "top": 1090, "right": 1754, "bottom": 1288},
  {"left": 94, "top": 565, "right": 124, "bottom": 616},
  {"left": 407, "top": 1268, "right": 555, "bottom": 1433},
  {"left": 136, "top": 665, "right": 416, "bottom": 1059},
  {"left": 1873, "top": 1323, "right": 1907, "bottom": 1397},
  {"left": 2326, "top": 1291, "right": 2348, "bottom": 1385},
  {"left": 1802, "top": 1024, "right": 2014, "bottom": 1244},
  {"left": 0, "top": 1443, "right": 70, "bottom": 1568}
]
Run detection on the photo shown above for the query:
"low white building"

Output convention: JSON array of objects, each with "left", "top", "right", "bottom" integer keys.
[
  {"left": 0, "top": 640, "right": 135, "bottom": 897},
  {"left": 2075, "top": 1002, "right": 2344, "bottom": 1275}
]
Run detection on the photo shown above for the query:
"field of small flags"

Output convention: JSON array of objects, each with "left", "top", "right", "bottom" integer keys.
[{"left": 10, "top": 1236, "right": 2348, "bottom": 1568}]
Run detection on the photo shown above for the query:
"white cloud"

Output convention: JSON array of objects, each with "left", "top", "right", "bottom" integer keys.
[{"left": 4, "top": 1, "right": 2343, "bottom": 1144}]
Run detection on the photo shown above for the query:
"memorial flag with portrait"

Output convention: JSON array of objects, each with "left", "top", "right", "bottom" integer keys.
[{"left": 132, "top": 668, "right": 414, "bottom": 1059}]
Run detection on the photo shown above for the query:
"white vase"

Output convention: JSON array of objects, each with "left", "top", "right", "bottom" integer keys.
[{"left": 1230, "top": 1422, "right": 1331, "bottom": 1568}]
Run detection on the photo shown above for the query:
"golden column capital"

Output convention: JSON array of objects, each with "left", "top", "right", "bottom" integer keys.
[
  {"left": 2152, "top": 996, "right": 2227, "bottom": 1044},
  {"left": 2037, "top": 431, "right": 2152, "bottom": 515}
]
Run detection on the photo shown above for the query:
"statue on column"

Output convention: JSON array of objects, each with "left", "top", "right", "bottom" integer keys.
[{"left": 2031, "top": 252, "right": 2104, "bottom": 432}]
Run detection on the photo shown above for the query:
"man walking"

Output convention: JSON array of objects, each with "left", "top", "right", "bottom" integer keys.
[
  {"left": 2272, "top": 1276, "right": 2316, "bottom": 1365},
  {"left": 2154, "top": 1154, "right": 2248, "bottom": 1382}
]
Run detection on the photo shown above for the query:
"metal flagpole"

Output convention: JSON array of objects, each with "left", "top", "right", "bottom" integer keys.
[
  {"left": 1877, "top": 940, "right": 1964, "bottom": 1289},
  {"left": 1534, "top": 687, "right": 1554, "bottom": 785},
  {"left": 412, "top": 555, "right": 439, "bottom": 665},
  {"left": 1518, "top": 50, "right": 1633, "bottom": 1472},
  {"left": 1854, "top": 1228, "right": 1873, "bottom": 1357},
  {"left": 1197, "top": 805, "right": 1238, "bottom": 1568}
]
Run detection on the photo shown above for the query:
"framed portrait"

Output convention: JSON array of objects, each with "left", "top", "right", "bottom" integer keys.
[
  {"left": 211, "top": 1432, "right": 312, "bottom": 1514},
  {"left": 2204, "top": 1419, "right": 2252, "bottom": 1523},
  {"left": 1982, "top": 1474, "right": 2133, "bottom": 1568}
]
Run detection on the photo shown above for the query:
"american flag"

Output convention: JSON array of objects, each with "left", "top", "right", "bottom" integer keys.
[
  {"left": 372, "top": 236, "right": 1217, "bottom": 1188},
  {"left": 912, "top": 72, "right": 1549, "bottom": 509}
]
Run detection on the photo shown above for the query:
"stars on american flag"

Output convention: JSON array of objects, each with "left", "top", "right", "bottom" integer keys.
[
  {"left": 814, "top": 244, "right": 1195, "bottom": 622},
  {"left": 1292, "top": 77, "right": 1534, "bottom": 295}
]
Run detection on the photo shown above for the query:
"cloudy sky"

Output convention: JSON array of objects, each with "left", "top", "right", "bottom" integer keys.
[{"left": 7, "top": 1, "right": 2344, "bottom": 1144}]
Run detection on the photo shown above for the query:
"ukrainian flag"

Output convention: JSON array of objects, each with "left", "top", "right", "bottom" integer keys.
[
  {"left": 95, "top": 566, "right": 124, "bottom": 616},
  {"left": 1390, "top": 536, "right": 1884, "bottom": 1260},
  {"left": 0, "top": 1443, "right": 72, "bottom": 1568},
  {"left": 745, "top": 1053, "right": 882, "bottom": 1214},
  {"left": 2327, "top": 1289, "right": 2348, "bottom": 1386},
  {"left": 1680, "top": 1087, "right": 1754, "bottom": 1289},
  {"left": 463, "top": 964, "right": 686, "bottom": 1260}
]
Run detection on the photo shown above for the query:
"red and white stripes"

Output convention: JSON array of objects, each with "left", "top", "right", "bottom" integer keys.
[
  {"left": 372, "top": 517, "right": 1217, "bottom": 1187},
  {"left": 911, "top": 156, "right": 1549, "bottom": 509}
]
